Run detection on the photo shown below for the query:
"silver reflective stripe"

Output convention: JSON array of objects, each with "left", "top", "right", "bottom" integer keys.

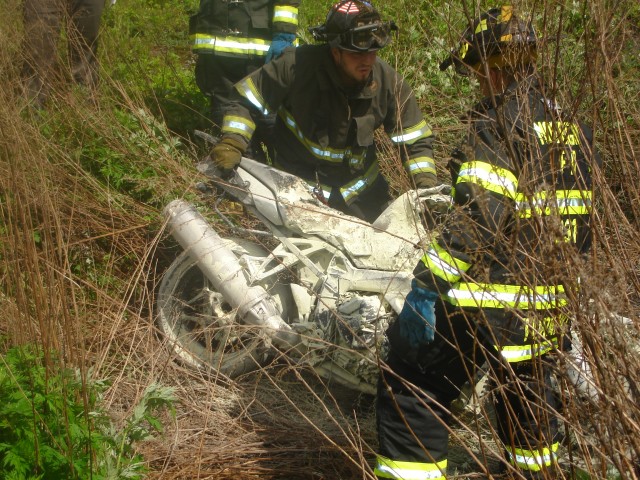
[
  {"left": 375, "top": 465, "right": 445, "bottom": 480},
  {"left": 445, "top": 284, "right": 566, "bottom": 309},
  {"left": 457, "top": 165, "right": 517, "bottom": 196},
  {"left": 499, "top": 343, "right": 555, "bottom": 362},
  {"left": 508, "top": 445, "right": 557, "bottom": 470},
  {"left": 273, "top": 8, "right": 298, "bottom": 24},
  {"left": 426, "top": 247, "right": 461, "bottom": 279},
  {"left": 391, "top": 129, "right": 426, "bottom": 143},
  {"left": 192, "top": 36, "right": 270, "bottom": 55},
  {"left": 407, "top": 159, "right": 436, "bottom": 173},
  {"left": 390, "top": 120, "right": 432, "bottom": 145},
  {"left": 237, "top": 78, "right": 270, "bottom": 115},
  {"left": 226, "top": 120, "right": 252, "bottom": 133},
  {"left": 341, "top": 178, "right": 368, "bottom": 200},
  {"left": 244, "top": 90, "right": 269, "bottom": 115},
  {"left": 279, "top": 111, "right": 349, "bottom": 163}
]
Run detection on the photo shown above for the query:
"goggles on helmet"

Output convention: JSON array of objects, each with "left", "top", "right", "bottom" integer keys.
[{"left": 332, "top": 21, "right": 397, "bottom": 52}]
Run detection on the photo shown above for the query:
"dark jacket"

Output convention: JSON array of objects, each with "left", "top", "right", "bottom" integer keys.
[
  {"left": 222, "top": 44, "right": 437, "bottom": 204},
  {"left": 413, "top": 76, "right": 600, "bottom": 359},
  {"left": 190, "top": 0, "right": 299, "bottom": 58}
]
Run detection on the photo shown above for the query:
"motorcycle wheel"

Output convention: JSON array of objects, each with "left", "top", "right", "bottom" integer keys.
[{"left": 156, "top": 242, "right": 279, "bottom": 378}]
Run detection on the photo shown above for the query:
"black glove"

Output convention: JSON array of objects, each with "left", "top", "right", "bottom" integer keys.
[{"left": 419, "top": 184, "right": 453, "bottom": 218}]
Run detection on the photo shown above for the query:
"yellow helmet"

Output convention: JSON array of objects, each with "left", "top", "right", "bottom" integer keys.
[{"left": 440, "top": 6, "right": 537, "bottom": 75}]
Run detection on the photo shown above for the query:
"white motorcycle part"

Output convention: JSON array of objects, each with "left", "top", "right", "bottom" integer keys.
[{"left": 163, "top": 199, "right": 301, "bottom": 351}]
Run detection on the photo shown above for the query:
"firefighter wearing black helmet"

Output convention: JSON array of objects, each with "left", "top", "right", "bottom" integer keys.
[
  {"left": 376, "top": 6, "right": 600, "bottom": 479},
  {"left": 208, "top": 0, "right": 440, "bottom": 222}
]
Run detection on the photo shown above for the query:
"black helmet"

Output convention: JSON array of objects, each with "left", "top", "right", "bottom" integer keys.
[
  {"left": 440, "top": 6, "right": 537, "bottom": 75},
  {"left": 309, "top": 1, "right": 398, "bottom": 52}
]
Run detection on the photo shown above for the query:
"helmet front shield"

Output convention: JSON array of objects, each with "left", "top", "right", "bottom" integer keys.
[{"left": 336, "top": 20, "right": 397, "bottom": 52}]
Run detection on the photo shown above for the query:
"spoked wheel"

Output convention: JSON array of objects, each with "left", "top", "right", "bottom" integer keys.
[{"left": 156, "top": 243, "right": 280, "bottom": 378}]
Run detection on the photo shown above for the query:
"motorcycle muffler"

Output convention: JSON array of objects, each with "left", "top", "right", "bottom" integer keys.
[{"left": 163, "top": 199, "right": 302, "bottom": 352}]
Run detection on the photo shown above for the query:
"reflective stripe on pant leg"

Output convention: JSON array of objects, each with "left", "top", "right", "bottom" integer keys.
[
  {"left": 376, "top": 373, "right": 449, "bottom": 480},
  {"left": 375, "top": 455, "right": 446, "bottom": 480},
  {"left": 506, "top": 443, "right": 559, "bottom": 472}
]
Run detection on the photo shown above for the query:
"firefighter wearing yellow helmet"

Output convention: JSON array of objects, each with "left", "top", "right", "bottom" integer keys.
[{"left": 376, "top": 6, "right": 601, "bottom": 479}]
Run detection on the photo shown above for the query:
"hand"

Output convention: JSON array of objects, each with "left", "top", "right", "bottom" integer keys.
[
  {"left": 418, "top": 184, "right": 453, "bottom": 228},
  {"left": 210, "top": 136, "right": 246, "bottom": 177},
  {"left": 265, "top": 33, "right": 296, "bottom": 63},
  {"left": 397, "top": 280, "right": 439, "bottom": 349}
]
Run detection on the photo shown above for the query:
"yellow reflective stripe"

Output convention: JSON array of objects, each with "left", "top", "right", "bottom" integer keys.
[
  {"left": 445, "top": 283, "right": 567, "bottom": 309},
  {"left": 422, "top": 242, "right": 472, "bottom": 284},
  {"left": 500, "top": 5, "right": 513, "bottom": 22},
  {"left": 273, "top": 5, "right": 299, "bottom": 25},
  {"left": 475, "top": 18, "right": 488, "bottom": 34},
  {"left": 340, "top": 162, "right": 380, "bottom": 203},
  {"left": 237, "top": 77, "right": 270, "bottom": 115},
  {"left": 457, "top": 161, "right": 518, "bottom": 198},
  {"left": 508, "top": 443, "right": 559, "bottom": 472},
  {"left": 516, "top": 190, "right": 592, "bottom": 218},
  {"left": 190, "top": 34, "right": 270, "bottom": 55},
  {"left": 534, "top": 121, "right": 581, "bottom": 145},
  {"left": 497, "top": 338, "right": 559, "bottom": 363},
  {"left": 278, "top": 109, "right": 365, "bottom": 164},
  {"left": 405, "top": 156, "right": 436, "bottom": 175},
  {"left": 221, "top": 114, "right": 255, "bottom": 139},
  {"left": 374, "top": 455, "right": 447, "bottom": 480},
  {"left": 390, "top": 120, "right": 432, "bottom": 145}
]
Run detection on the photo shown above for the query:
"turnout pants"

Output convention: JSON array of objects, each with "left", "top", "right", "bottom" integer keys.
[
  {"left": 376, "top": 300, "right": 562, "bottom": 479},
  {"left": 22, "top": 0, "right": 105, "bottom": 105},
  {"left": 195, "top": 54, "right": 275, "bottom": 162}
]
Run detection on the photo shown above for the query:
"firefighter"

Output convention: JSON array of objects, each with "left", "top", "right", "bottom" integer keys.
[
  {"left": 22, "top": 0, "right": 106, "bottom": 108},
  {"left": 208, "top": 0, "right": 439, "bottom": 222},
  {"left": 376, "top": 6, "right": 600, "bottom": 479},
  {"left": 190, "top": 0, "right": 300, "bottom": 161}
]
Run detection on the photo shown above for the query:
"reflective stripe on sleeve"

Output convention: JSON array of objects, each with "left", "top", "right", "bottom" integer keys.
[
  {"left": 236, "top": 77, "right": 270, "bottom": 115},
  {"left": 273, "top": 5, "right": 299, "bottom": 25},
  {"left": 221, "top": 115, "right": 255, "bottom": 139},
  {"left": 374, "top": 455, "right": 447, "bottom": 480},
  {"left": 405, "top": 156, "right": 437, "bottom": 176},
  {"left": 457, "top": 160, "right": 518, "bottom": 198},
  {"left": 390, "top": 119, "right": 433, "bottom": 145},
  {"left": 340, "top": 162, "right": 380, "bottom": 203},
  {"left": 421, "top": 242, "right": 472, "bottom": 284}
]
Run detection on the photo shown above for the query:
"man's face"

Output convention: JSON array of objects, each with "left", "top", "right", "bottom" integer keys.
[{"left": 331, "top": 48, "right": 377, "bottom": 87}]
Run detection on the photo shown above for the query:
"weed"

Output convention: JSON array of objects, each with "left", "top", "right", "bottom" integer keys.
[{"left": 0, "top": 345, "right": 175, "bottom": 479}]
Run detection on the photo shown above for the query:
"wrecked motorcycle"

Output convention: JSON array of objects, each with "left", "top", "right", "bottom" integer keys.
[{"left": 156, "top": 156, "right": 447, "bottom": 394}]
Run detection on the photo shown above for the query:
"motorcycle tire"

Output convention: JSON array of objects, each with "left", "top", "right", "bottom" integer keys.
[{"left": 156, "top": 242, "right": 280, "bottom": 378}]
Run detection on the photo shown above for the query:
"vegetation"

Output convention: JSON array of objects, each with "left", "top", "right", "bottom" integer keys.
[
  {"left": 0, "top": 0, "right": 639, "bottom": 478},
  {"left": 0, "top": 345, "right": 175, "bottom": 479}
]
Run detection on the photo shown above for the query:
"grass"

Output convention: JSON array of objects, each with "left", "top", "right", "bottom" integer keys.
[{"left": 1, "top": 0, "right": 639, "bottom": 478}]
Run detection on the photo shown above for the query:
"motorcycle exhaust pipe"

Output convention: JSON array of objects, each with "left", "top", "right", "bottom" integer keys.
[{"left": 163, "top": 199, "right": 302, "bottom": 352}]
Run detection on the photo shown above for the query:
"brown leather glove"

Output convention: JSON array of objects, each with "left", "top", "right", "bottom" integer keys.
[
  {"left": 413, "top": 173, "right": 437, "bottom": 189},
  {"left": 211, "top": 136, "right": 246, "bottom": 176}
]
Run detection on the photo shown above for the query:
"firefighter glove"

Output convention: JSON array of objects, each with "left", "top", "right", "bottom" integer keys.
[
  {"left": 211, "top": 136, "right": 246, "bottom": 176},
  {"left": 420, "top": 183, "right": 453, "bottom": 218},
  {"left": 397, "top": 280, "right": 439, "bottom": 348},
  {"left": 266, "top": 33, "right": 296, "bottom": 63}
]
